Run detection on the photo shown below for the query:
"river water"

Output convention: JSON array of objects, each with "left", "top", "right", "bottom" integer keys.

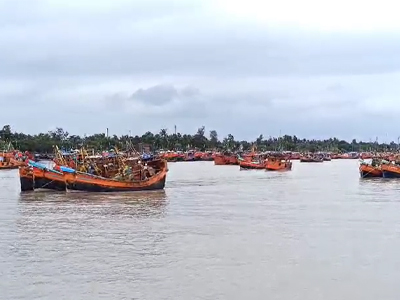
[{"left": 1, "top": 160, "right": 400, "bottom": 299}]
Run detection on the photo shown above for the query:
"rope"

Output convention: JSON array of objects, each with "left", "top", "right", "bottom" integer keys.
[
  {"left": 361, "top": 166, "right": 379, "bottom": 177},
  {"left": 39, "top": 179, "right": 55, "bottom": 189}
]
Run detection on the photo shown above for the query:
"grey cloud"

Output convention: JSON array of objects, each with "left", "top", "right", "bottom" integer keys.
[
  {"left": 2, "top": 0, "right": 400, "bottom": 141},
  {"left": 5, "top": 31, "right": 400, "bottom": 79},
  {"left": 105, "top": 84, "right": 209, "bottom": 119},
  {"left": 2, "top": 0, "right": 400, "bottom": 80},
  {"left": 130, "top": 85, "right": 179, "bottom": 106}
]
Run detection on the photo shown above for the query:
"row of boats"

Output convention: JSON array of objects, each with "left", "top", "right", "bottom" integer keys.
[
  {"left": 237, "top": 153, "right": 292, "bottom": 171},
  {"left": 359, "top": 158, "right": 400, "bottom": 178},
  {"left": 1, "top": 146, "right": 397, "bottom": 193},
  {"left": 159, "top": 150, "right": 364, "bottom": 162},
  {"left": 214, "top": 152, "right": 337, "bottom": 166},
  {"left": 0, "top": 149, "right": 373, "bottom": 168}
]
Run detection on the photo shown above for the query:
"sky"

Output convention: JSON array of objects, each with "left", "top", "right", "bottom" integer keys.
[{"left": 1, "top": 0, "right": 400, "bottom": 142}]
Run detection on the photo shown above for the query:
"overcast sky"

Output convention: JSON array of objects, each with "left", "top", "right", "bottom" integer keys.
[{"left": 1, "top": 0, "right": 400, "bottom": 142}]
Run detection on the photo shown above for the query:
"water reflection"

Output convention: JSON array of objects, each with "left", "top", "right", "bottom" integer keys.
[
  {"left": 6, "top": 160, "right": 400, "bottom": 299},
  {"left": 359, "top": 177, "right": 400, "bottom": 188},
  {"left": 358, "top": 177, "right": 400, "bottom": 203},
  {"left": 18, "top": 190, "right": 168, "bottom": 218}
]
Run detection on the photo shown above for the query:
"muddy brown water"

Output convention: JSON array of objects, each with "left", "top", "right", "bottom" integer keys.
[{"left": 1, "top": 160, "right": 400, "bottom": 299}]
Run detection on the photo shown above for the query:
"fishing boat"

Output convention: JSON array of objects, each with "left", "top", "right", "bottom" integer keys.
[
  {"left": 0, "top": 151, "right": 28, "bottom": 169},
  {"left": 289, "top": 152, "right": 301, "bottom": 160},
  {"left": 0, "top": 155, "right": 20, "bottom": 169},
  {"left": 161, "top": 151, "right": 183, "bottom": 162},
  {"left": 201, "top": 151, "right": 214, "bottom": 161},
  {"left": 239, "top": 159, "right": 266, "bottom": 170},
  {"left": 265, "top": 155, "right": 292, "bottom": 171},
  {"left": 184, "top": 150, "right": 196, "bottom": 161},
  {"left": 19, "top": 162, "right": 67, "bottom": 191},
  {"left": 321, "top": 152, "right": 331, "bottom": 161},
  {"left": 339, "top": 152, "right": 359, "bottom": 159},
  {"left": 214, "top": 152, "right": 238, "bottom": 165},
  {"left": 360, "top": 152, "right": 373, "bottom": 159},
  {"left": 300, "top": 155, "right": 323, "bottom": 162},
  {"left": 381, "top": 162, "right": 400, "bottom": 178},
  {"left": 359, "top": 159, "right": 383, "bottom": 178},
  {"left": 19, "top": 157, "right": 168, "bottom": 192},
  {"left": 0, "top": 162, "right": 20, "bottom": 169}
]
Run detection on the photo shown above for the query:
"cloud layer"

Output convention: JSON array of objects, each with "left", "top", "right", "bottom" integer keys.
[{"left": 1, "top": 0, "right": 400, "bottom": 141}]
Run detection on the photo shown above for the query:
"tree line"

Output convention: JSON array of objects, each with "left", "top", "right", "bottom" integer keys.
[{"left": 0, "top": 124, "right": 397, "bottom": 153}]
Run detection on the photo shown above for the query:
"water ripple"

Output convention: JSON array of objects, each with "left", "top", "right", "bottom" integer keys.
[{"left": 1, "top": 160, "right": 400, "bottom": 299}]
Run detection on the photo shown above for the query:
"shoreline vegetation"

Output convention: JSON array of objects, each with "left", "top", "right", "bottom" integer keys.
[{"left": 0, "top": 124, "right": 397, "bottom": 153}]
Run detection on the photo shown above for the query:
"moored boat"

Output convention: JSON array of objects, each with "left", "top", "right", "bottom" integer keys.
[
  {"left": 0, "top": 151, "right": 29, "bottom": 170},
  {"left": 289, "top": 152, "right": 301, "bottom": 160},
  {"left": 19, "top": 161, "right": 67, "bottom": 191},
  {"left": 359, "top": 159, "right": 383, "bottom": 178},
  {"left": 64, "top": 161, "right": 167, "bottom": 192},
  {"left": 0, "top": 160, "right": 20, "bottom": 169},
  {"left": 300, "top": 156, "right": 323, "bottom": 163},
  {"left": 19, "top": 158, "right": 168, "bottom": 192},
  {"left": 239, "top": 160, "right": 266, "bottom": 170},
  {"left": 321, "top": 153, "right": 331, "bottom": 161},
  {"left": 214, "top": 152, "right": 238, "bottom": 165},
  {"left": 265, "top": 155, "right": 292, "bottom": 171},
  {"left": 381, "top": 163, "right": 400, "bottom": 178}
]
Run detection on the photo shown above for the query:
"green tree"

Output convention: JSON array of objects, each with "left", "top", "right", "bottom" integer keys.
[{"left": 209, "top": 130, "right": 219, "bottom": 149}]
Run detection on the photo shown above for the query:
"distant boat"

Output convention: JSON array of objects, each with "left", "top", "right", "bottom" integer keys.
[{"left": 265, "top": 155, "right": 292, "bottom": 171}]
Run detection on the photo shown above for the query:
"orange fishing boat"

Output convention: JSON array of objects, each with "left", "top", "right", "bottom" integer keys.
[
  {"left": 194, "top": 151, "right": 204, "bottom": 161},
  {"left": 381, "top": 163, "right": 400, "bottom": 178},
  {"left": 19, "top": 164, "right": 67, "bottom": 191},
  {"left": 359, "top": 159, "right": 382, "bottom": 178},
  {"left": 360, "top": 152, "right": 373, "bottom": 159},
  {"left": 20, "top": 159, "right": 168, "bottom": 192},
  {"left": 162, "top": 151, "right": 182, "bottom": 162},
  {"left": 214, "top": 152, "right": 238, "bottom": 165},
  {"left": 64, "top": 161, "right": 167, "bottom": 192},
  {"left": 0, "top": 152, "right": 27, "bottom": 169},
  {"left": 265, "top": 155, "right": 292, "bottom": 171},
  {"left": 239, "top": 160, "right": 266, "bottom": 170},
  {"left": 0, "top": 161, "right": 19, "bottom": 169},
  {"left": 201, "top": 151, "right": 214, "bottom": 161}
]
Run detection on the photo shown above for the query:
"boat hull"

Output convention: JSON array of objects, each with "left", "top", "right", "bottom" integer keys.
[
  {"left": 359, "top": 165, "right": 382, "bottom": 178},
  {"left": 214, "top": 155, "right": 238, "bottom": 165},
  {"left": 265, "top": 164, "right": 292, "bottom": 171},
  {"left": 265, "top": 158, "right": 292, "bottom": 171},
  {"left": 65, "top": 174, "right": 166, "bottom": 192},
  {"left": 382, "top": 171, "right": 400, "bottom": 178},
  {"left": 239, "top": 162, "right": 265, "bottom": 170},
  {"left": 381, "top": 164, "right": 400, "bottom": 178},
  {"left": 0, "top": 165, "right": 19, "bottom": 170},
  {"left": 19, "top": 166, "right": 67, "bottom": 191},
  {"left": 20, "top": 173, "right": 34, "bottom": 191},
  {"left": 65, "top": 159, "right": 168, "bottom": 192},
  {"left": 300, "top": 158, "right": 323, "bottom": 162},
  {"left": 20, "top": 159, "right": 168, "bottom": 193}
]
